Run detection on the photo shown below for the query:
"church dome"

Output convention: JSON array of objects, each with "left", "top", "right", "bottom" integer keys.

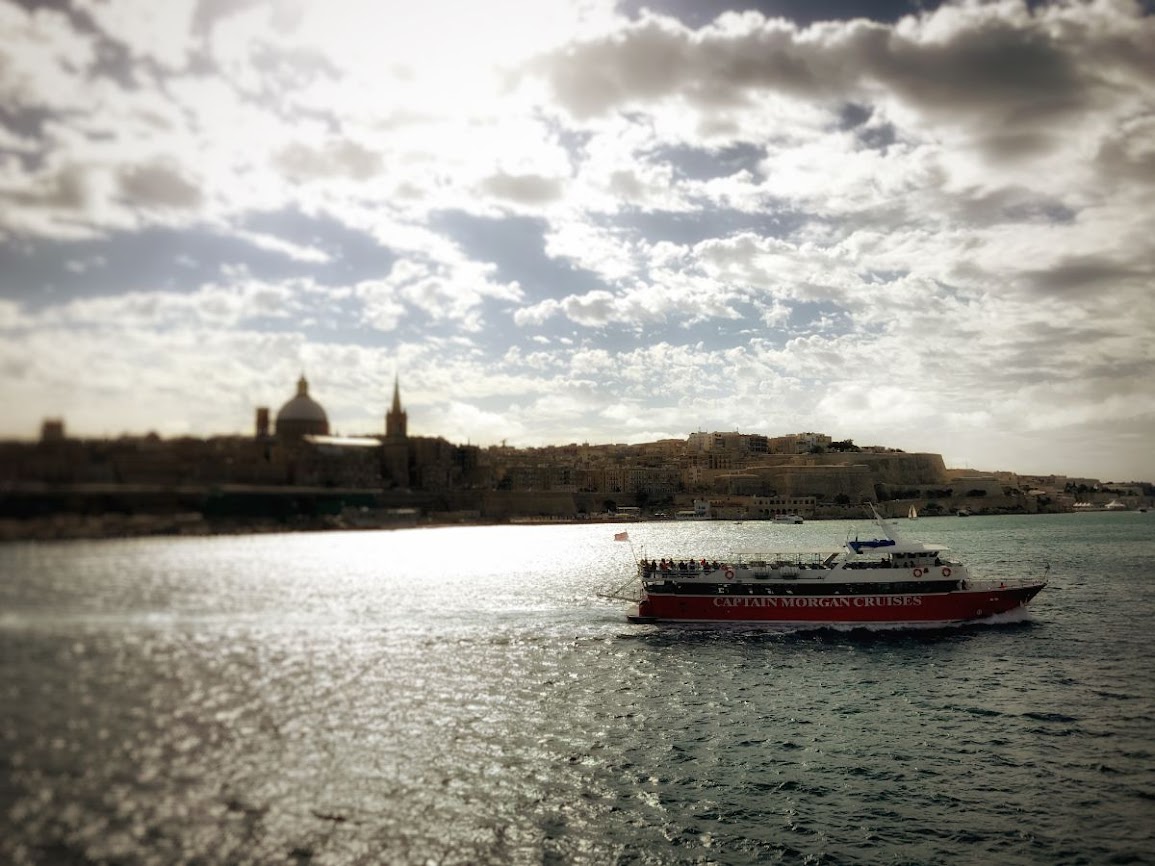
[{"left": 275, "top": 375, "right": 330, "bottom": 439}]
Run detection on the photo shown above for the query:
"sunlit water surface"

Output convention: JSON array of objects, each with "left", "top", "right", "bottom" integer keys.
[{"left": 2, "top": 513, "right": 1154, "bottom": 864}]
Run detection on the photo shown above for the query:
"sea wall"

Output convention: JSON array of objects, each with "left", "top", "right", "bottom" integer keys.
[{"left": 479, "top": 491, "right": 577, "bottom": 519}]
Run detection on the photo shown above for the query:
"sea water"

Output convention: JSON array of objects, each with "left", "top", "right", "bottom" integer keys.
[{"left": 1, "top": 512, "right": 1153, "bottom": 865}]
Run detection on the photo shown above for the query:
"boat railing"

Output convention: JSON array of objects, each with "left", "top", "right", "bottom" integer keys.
[
  {"left": 965, "top": 576, "right": 1047, "bottom": 590},
  {"left": 640, "top": 560, "right": 726, "bottom": 578},
  {"left": 640, "top": 554, "right": 836, "bottom": 574}
]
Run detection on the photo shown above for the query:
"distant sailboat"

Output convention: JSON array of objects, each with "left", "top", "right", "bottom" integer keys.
[{"left": 908, "top": 505, "right": 918, "bottom": 520}]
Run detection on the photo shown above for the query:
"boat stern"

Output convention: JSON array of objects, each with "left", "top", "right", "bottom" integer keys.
[{"left": 626, "top": 598, "right": 658, "bottom": 624}]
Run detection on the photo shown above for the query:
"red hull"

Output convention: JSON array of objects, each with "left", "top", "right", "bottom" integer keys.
[{"left": 634, "top": 584, "right": 1044, "bottom": 625}]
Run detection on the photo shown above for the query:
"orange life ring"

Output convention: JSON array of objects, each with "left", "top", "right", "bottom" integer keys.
[
  {"left": 724, "top": 568, "right": 735, "bottom": 580},
  {"left": 942, "top": 567, "right": 951, "bottom": 577},
  {"left": 913, "top": 567, "right": 924, "bottom": 577}
]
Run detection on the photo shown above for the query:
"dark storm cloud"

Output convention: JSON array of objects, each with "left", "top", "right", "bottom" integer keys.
[
  {"left": 873, "top": 15, "right": 1083, "bottom": 114},
  {"left": 539, "top": 4, "right": 1154, "bottom": 159}
]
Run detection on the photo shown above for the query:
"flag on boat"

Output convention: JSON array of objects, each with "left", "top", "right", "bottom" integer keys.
[{"left": 614, "top": 531, "right": 629, "bottom": 541}]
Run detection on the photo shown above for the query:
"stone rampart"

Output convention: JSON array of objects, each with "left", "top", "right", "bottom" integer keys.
[{"left": 732, "top": 452, "right": 948, "bottom": 500}]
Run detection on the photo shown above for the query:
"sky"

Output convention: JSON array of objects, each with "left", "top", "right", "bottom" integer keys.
[{"left": 1, "top": 0, "right": 1153, "bottom": 481}]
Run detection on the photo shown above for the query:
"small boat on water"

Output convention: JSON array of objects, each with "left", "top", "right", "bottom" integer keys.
[
  {"left": 619, "top": 505, "right": 1047, "bottom": 627},
  {"left": 772, "top": 513, "right": 804, "bottom": 524}
]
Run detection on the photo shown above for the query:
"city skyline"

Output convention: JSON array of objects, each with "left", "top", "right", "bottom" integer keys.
[
  {"left": 2, "top": 0, "right": 1154, "bottom": 481},
  {"left": 21, "top": 383, "right": 1150, "bottom": 487}
]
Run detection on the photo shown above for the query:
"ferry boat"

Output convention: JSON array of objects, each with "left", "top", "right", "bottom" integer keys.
[{"left": 623, "top": 506, "right": 1047, "bottom": 626}]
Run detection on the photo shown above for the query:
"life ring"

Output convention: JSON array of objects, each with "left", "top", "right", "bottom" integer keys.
[
  {"left": 913, "top": 567, "right": 924, "bottom": 578},
  {"left": 942, "top": 567, "right": 951, "bottom": 577},
  {"left": 724, "top": 568, "right": 735, "bottom": 580}
]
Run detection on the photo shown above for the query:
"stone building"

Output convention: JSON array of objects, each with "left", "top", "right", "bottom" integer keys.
[
  {"left": 273, "top": 375, "right": 330, "bottom": 440},
  {"left": 383, "top": 375, "right": 410, "bottom": 487}
]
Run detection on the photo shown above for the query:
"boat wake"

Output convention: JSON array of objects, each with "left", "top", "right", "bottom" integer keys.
[{"left": 820, "top": 604, "right": 1036, "bottom": 633}]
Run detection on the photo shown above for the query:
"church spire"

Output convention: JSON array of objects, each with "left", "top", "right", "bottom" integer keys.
[{"left": 386, "top": 373, "right": 407, "bottom": 440}]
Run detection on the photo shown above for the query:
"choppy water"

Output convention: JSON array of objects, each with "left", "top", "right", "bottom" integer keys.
[{"left": 2, "top": 512, "right": 1153, "bottom": 865}]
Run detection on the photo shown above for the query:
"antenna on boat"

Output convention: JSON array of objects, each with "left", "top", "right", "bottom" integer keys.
[
  {"left": 598, "top": 532, "right": 645, "bottom": 602},
  {"left": 868, "top": 501, "right": 902, "bottom": 542}
]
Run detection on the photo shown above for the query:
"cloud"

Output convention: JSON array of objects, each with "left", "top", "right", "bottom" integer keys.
[
  {"left": 353, "top": 278, "right": 407, "bottom": 332},
  {"left": 535, "top": 2, "right": 1155, "bottom": 182},
  {"left": 1019, "top": 253, "right": 1151, "bottom": 295},
  {"left": 117, "top": 161, "right": 203, "bottom": 209},
  {"left": 273, "top": 139, "right": 384, "bottom": 183},
  {"left": 480, "top": 171, "right": 565, "bottom": 206},
  {"left": 0, "top": 3, "right": 97, "bottom": 112},
  {"left": 356, "top": 255, "right": 523, "bottom": 333},
  {"left": 0, "top": 277, "right": 304, "bottom": 332},
  {"left": 77, "top": 0, "right": 200, "bottom": 70},
  {"left": 231, "top": 230, "right": 331, "bottom": 264}
]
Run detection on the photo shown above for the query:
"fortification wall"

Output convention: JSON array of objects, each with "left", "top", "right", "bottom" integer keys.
[
  {"left": 944, "top": 475, "right": 1004, "bottom": 497},
  {"left": 738, "top": 452, "right": 947, "bottom": 499},
  {"left": 743, "top": 464, "right": 876, "bottom": 501}
]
